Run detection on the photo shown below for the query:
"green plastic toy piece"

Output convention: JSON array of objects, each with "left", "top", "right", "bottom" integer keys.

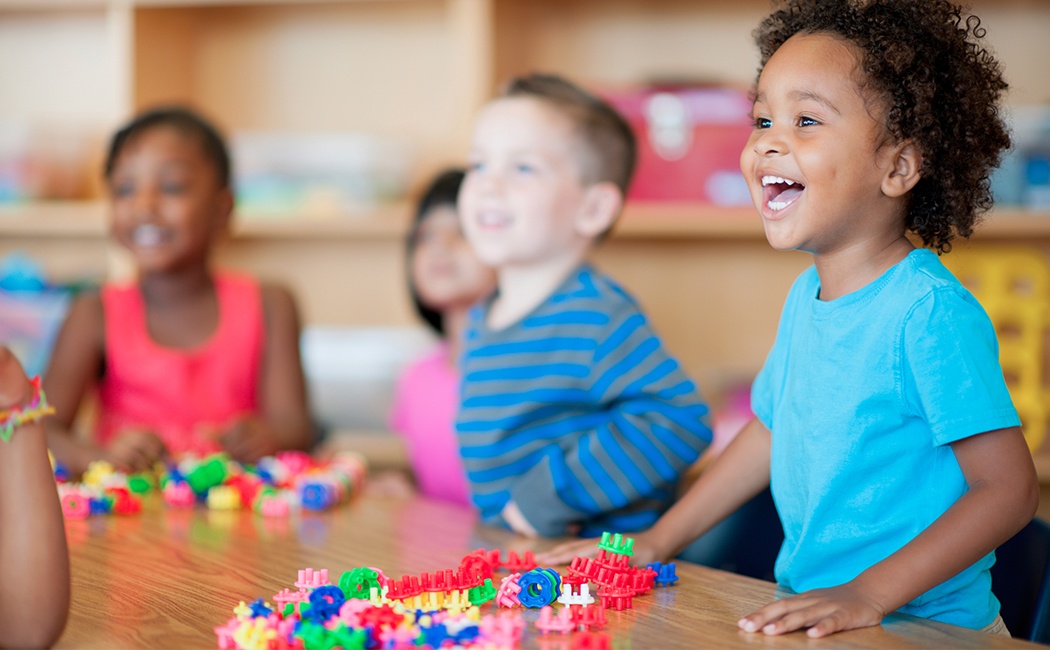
[
  {"left": 339, "top": 567, "right": 379, "bottom": 600},
  {"left": 127, "top": 474, "right": 152, "bottom": 494},
  {"left": 185, "top": 454, "right": 228, "bottom": 494},
  {"left": 467, "top": 577, "right": 497, "bottom": 606},
  {"left": 597, "top": 531, "right": 635, "bottom": 556},
  {"left": 295, "top": 621, "right": 365, "bottom": 650}
]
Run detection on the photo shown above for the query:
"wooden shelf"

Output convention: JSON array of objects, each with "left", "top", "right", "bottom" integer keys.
[
  {"left": 0, "top": 200, "right": 413, "bottom": 239},
  {"left": 3, "top": 200, "right": 1050, "bottom": 241}
]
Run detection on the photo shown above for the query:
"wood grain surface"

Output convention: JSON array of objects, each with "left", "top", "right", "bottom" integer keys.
[{"left": 57, "top": 494, "right": 1037, "bottom": 649}]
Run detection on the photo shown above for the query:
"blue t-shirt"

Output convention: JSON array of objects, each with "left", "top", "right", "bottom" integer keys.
[{"left": 752, "top": 248, "right": 1020, "bottom": 629}]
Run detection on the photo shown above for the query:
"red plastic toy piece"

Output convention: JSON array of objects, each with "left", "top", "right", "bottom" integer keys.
[
  {"left": 384, "top": 575, "right": 423, "bottom": 601},
  {"left": 355, "top": 603, "right": 403, "bottom": 633},
  {"left": 597, "top": 583, "right": 633, "bottom": 611},
  {"left": 629, "top": 566, "right": 657, "bottom": 595},
  {"left": 503, "top": 550, "right": 537, "bottom": 573},
  {"left": 455, "top": 564, "right": 485, "bottom": 590},
  {"left": 106, "top": 487, "right": 142, "bottom": 515},
  {"left": 570, "top": 604, "right": 607, "bottom": 631},
  {"left": 570, "top": 631, "right": 612, "bottom": 650},
  {"left": 560, "top": 574, "right": 587, "bottom": 596},
  {"left": 459, "top": 550, "right": 497, "bottom": 580}
]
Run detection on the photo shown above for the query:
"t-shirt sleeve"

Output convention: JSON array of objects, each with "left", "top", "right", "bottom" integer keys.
[
  {"left": 751, "top": 275, "right": 804, "bottom": 431},
  {"left": 902, "top": 287, "right": 1020, "bottom": 446}
]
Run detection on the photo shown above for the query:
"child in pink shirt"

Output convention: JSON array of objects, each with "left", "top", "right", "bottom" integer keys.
[
  {"left": 388, "top": 169, "right": 496, "bottom": 504},
  {"left": 44, "top": 107, "right": 313, "bottom": 475}
]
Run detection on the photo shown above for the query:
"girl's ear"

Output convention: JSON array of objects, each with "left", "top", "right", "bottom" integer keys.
[
  {"left": 574, "top": 182, "right": 623, "bottom": 238},
  {"left": 882, "top": 140, "right": 922, "bottom": 198}
]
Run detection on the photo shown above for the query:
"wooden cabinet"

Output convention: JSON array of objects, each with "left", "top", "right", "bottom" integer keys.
[{"left": 1, "top": 0, "right": 1049, "bottom": 412}]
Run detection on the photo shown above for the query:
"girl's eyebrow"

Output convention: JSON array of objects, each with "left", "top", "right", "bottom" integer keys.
[{"left": 788, "top": 89, "right": 840, "bottom": 115}]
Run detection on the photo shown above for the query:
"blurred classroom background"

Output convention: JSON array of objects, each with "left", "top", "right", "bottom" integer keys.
[{"left": 1, "top": 0, "right": 1050, "bottom": 507}]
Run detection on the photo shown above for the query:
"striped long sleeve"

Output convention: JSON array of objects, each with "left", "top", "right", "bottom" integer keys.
[{"left": 456, "top": 265, "right": 711, "bottom": 537}]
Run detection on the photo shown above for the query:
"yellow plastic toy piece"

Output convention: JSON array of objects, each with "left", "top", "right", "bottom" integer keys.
[
  {"left": 206, "top": 485, "right": 242, "bottom": 510},
  {"left": 942, "top": 246, "right": 1049, "bottom": 451}
]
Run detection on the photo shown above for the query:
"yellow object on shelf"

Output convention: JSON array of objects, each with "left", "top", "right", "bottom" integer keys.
[{"left": 942, "top": 247, "right": 1050, "bottom": 451}]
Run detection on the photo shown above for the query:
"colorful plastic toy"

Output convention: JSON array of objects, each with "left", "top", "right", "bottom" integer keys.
[
  {"left": 56, "top": 450, "right": 368, "bottom": 519},
  {"left": 516, "top": 568, "right": 562, "bottom": 608}
]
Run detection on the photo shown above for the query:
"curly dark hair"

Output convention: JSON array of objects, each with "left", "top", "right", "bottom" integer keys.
[{"left": 754, "top": 0, "right": 1010, "bottom": 253}]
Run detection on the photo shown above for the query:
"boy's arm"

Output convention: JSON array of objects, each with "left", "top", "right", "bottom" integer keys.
[
  {"left": 740, "top": 425, "right": 1037, "bottom": 638},
  {"left": 221, "top": 283, "right": 313, "bottom": 462},
  {"left": 539, "top": 416, "right": 772, "bottom": 564},
  {"left": 0, "top": 348, "right": 70, "bottom": 647},
  {"left": 507, "top": 314, "right": 712, "bottom": 537}
]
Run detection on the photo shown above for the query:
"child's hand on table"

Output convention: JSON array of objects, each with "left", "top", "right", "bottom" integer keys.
[
  {"left": 537, "top": 529, "right": 666, "bottom": 567},
  {"left": 104, "top": 429, "right": 168, "bottom": 473},
  {"left": 738, "top": 582, "right": 886, "bottom": 639},
  {"left": 219, "top": 416, "right": 281, "bottom": 464}
]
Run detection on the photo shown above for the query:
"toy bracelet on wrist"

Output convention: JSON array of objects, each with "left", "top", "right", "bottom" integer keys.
[{"left": 0, "top": 376, "right": 56, "bottom": 443}]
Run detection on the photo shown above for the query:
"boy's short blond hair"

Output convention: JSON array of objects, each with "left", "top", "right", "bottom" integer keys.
[{"left": 502, "top": 74, "right": 637, "bottom": 197}]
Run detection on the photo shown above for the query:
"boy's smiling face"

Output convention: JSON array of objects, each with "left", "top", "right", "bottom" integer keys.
[
  {"left": 458, "top": 97, "right": 593, "bottom": 271},
  {"left": 740, "top": 32, "right": 904, "bottom": 257}
]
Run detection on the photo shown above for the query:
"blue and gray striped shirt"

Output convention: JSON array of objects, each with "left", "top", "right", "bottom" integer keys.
[{"left": 456, "top": 264, "right": 711, "bottom": 537}]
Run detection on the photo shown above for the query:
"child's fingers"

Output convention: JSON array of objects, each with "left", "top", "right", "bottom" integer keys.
[
  {"left": 535, "top": 538, "right": 597, "bottom": 565},
  {"left": 738, "top": 596, "right": 798, "bottom": 633},
  {"left": 806, "top": 610, "right": 852, "bottom": 638},
  {"left": 758, "top": 602, "right": 834, "bottom": 636}
]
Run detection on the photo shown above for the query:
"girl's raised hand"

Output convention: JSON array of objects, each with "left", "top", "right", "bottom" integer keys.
[{"left": 738, "top": 582, "right": 886, "bottom": 639}]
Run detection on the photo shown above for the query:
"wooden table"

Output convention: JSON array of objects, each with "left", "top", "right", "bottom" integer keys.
[{"left": 58, "top": 493, "right": 1036, "bottom": 649}]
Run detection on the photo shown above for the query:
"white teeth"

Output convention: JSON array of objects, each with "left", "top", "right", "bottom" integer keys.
[
  {"left": 767, "top": 200, "right": 790, "bottom": 211},
  {"left": 761, "top": 175, "right": 797, "bottom": 187},
  {"left": 478, "top": 211, "right": 511, "bottom": 227},
  {"left": 131, "top": 224, "right": 165, "bottom": 246}
]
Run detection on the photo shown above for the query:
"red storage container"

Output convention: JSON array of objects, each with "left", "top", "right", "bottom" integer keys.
[{"left": 603, "top": 85, "right": 754, "bottom": 205}]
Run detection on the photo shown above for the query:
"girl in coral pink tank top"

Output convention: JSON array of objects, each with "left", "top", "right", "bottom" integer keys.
[
  {"left": 44, "top": 107, "right": 313, "bottom": 476},
  {"left": 97, "top": 273, "right": 264, "bottom": 456}
]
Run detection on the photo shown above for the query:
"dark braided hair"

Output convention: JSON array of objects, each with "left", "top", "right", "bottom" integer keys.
[{"left": 754, "top": 0, "right": 1010, "bottom": 253}]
